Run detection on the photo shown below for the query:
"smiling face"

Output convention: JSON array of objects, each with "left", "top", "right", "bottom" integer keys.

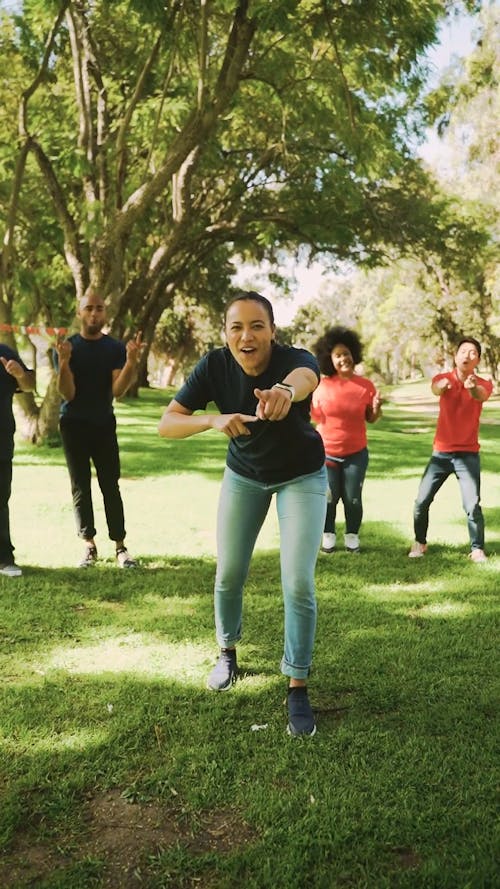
[
  {"left": 455, "top": 341, "right": 480, "bottom": 378},
  {"left": 78, "top": 293, "right": 106, "bottom": 339},
  {"left": 331, "top": 343, "right": 354, "bottom": 377},
  {"left": 224, "top": 299, "right": 275, "bottom": 376}
]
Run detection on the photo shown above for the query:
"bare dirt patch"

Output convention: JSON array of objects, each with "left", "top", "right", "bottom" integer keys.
[
  {"left": 0, "top": 789, "right": 257, "bottom": 888},
  {"left": 391, "top": 845, "right": 423, "bottom": 870}
]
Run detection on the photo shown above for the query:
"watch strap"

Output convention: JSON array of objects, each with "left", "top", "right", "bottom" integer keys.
[{"left": 273, "top": 382, "right": 295, "bottom": 401}]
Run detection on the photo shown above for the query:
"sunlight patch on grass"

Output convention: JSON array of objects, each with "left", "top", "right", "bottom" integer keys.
[
  {"left": 346, "top": 626, "right": 393, "bottom": 640},
  {"left": 1, "top": 728, "right": 109, "bottom": 756},
  {"left": 39, "top": 634, "right": 214, "bottom": 682},
  {"left": 364, "top": 580, "right": 448, "bottom": 599},
  {"left": 92, "top": 596, "right": 199, "bottom": 617},
  {"left": 415, "top": 601, "right": 474, "bottom": 618},
  {"left": 236, "top": 673, "right": 278, "bottom": 693}
]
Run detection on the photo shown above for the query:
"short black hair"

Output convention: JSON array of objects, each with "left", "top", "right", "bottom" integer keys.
[
  {"left": 313, "top": 326, "right": 363, "bottom": 376},
  {"left": 224, "top": 290, "right": 275, "bottom": 326},
  {"left": 456, "top": 336, "right": 482, "bottom": 358}
]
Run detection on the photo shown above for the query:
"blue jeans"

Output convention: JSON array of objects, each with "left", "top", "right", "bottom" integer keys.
[
  {"left": 214, "top": 465, "right": 327, "bottom": 679},
  {"left": 413, "top": 451, "right": 484, "bottom": 550},
  {"left": 325, "top": 447, "right": 369, "bottom": 534}
]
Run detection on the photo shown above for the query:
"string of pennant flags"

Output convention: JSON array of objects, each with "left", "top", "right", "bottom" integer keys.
[{"left": 0, "top": 323, "right": 68, "bottom": 337}]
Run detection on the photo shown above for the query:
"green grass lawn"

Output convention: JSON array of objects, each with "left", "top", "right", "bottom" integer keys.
[{"left": 0, "top": 386, "right": 498, "bottom": 888}]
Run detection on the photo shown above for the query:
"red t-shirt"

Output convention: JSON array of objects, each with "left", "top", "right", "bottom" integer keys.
[
  {"left": 311, "top": 374, "right": 376, "bottom": 457},
  {"left": 433, "top": 369, "right": 493, "bottom": 452}
]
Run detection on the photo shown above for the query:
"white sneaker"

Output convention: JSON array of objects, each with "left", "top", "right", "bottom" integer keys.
[
  {"left": 0, "top": 562, "right": 23, "bottom": 577},
  {"left": 344, "top": 533, "right": 360, "bottom": 553},
  {"left": 408, "top": 541, "right": 427, "bottom": 558},
  {"left": 321, "top": 532, "right": 336, "bottom": 553},
  {"left": 116, "top": 547, "right": 137, "bottom": 568},
  {"left": 469, "top": 549, "right": 487, "bottom": 563}
]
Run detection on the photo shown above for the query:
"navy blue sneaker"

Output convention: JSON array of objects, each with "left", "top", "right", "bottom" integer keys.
[
  {"left": 287, "top": 686, "right": 316, "bottom": 737},
  {"left": 207, "top": 649, "right": 237, "bottom": 691}
]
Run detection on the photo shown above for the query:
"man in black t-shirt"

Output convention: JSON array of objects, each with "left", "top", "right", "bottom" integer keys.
[
  {"left": 0, "top": 342, "right": 35, "bottom": 577},
  {"left": 55, "top": 292, "right": 142, "bottom": 568}
]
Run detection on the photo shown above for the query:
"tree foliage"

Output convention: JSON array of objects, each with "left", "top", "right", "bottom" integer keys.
[
  {"left": 0, "top": 0, "right": 485, "bottom": 434},
  {"left": 286, "top": 3, "right": 499, "bottom": 383}
]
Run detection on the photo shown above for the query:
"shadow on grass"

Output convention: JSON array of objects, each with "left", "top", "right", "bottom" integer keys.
[
  {"left": 0, "top": 524, "right": 498, "bottom": 887},
  {"left": 2, "top": 520, "right": 498, "bottom": 654}
]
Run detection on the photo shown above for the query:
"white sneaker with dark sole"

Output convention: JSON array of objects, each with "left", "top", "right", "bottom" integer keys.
[
  {"left": 0, "top": 563, "right": 22, "bottom": 577},
  {"left": 321, "top": 532, "right": 336, "bottom": 553},
  {"left": 344, "top": 533, "right": 360, "bottom": 553},
  {"left": 78, "top": 546, "right": 97, "bottom": 568}
]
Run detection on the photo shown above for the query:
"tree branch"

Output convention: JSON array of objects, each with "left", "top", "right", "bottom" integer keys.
[
  {"left": 19, "top": 1, "right": 70, "bottom": 134},
  {"left": 103, "top": 0, "right": 256, "bottom": 248},
  {"left": 66, "top": 3, "right": 97, "bottom": 205},
  {"left": 115, "top": 30, "right": 164, "bottom": 207},
  {"left": 29, "top": 139, "right": 86, "bottom": 297},
  {"left": 322, "top": 2, "right": 356, "bottom": 133}
]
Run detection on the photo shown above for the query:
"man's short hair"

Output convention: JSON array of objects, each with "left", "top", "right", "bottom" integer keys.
[{"left": 456, "top": 337, "right": 482, "bottom": 358}]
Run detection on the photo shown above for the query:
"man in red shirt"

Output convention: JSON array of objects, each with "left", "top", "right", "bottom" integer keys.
[{"left": 409, "top": 337, "right": 493, "bottom": 562}]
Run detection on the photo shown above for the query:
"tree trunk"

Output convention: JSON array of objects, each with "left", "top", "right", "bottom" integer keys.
[
  {"left": 15, "top": 371, "right": 61, "bottom": 444},
  {"left": 36, "top": 372, "right": 62, "bottom": 442},
  {"left": 15, "top": 391, "right": 39, "bottom": 443}
]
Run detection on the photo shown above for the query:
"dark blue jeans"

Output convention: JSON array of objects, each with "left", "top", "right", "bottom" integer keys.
[
  {"left": 60, "top": 417, "right": 126, "bottom": 542},
  {"left": 413, "top": 450, "right": 484, "bottom": 550},
  {"left": 325, "top": 447, "right": 369, "bottom": 535}
]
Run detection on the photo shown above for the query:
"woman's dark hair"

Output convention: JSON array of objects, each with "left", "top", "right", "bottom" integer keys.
[
  {"left": 456, "top": 336, "right": 482, "bottom": 358},
  {"left": 313, "top": 326, "right": 363, "bottom": 376},
  {"left": 224, "top": 290, "right": 275, "bottom": 326}
]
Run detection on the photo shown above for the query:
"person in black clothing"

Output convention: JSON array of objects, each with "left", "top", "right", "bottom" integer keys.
[
  {"left": 0, "top": 343, "right": 35, "bottom": 577},
  {"left": 55, "top": 292, "right": 141, "bottom": 568},
  {"left": 159, "top": 291, "right": 327, "bottom": 737}
]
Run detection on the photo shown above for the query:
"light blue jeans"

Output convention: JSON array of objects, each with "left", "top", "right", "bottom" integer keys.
[
  {"left": 413, "top": 450, "right": 484, "bottom": 550},
  {"left": 214, "top": 465, "right": 327, "bottom": 679}
]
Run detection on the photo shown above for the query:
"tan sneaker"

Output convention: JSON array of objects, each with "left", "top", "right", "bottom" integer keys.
[
  {"left": 469, "top": 549, "right": 487, "bottom": 563},
  {"left": 408, "top": 541, "right": 427, "bottom": 558}
]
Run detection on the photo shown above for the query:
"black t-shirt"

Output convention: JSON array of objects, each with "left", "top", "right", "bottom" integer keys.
[
  {"left": 0, "top": 344, "right": 29, "bottom": 448},
  {"left": 174, "top": 344, "right": 325, "bottom": 483},
  {"left": 57, "top": 334, "right": 126, "bottom": 424}
]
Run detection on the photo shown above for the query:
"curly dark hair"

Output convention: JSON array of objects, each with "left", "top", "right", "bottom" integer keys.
[{"left": 313, "top": 326, "right": 363, "bottom": 376}]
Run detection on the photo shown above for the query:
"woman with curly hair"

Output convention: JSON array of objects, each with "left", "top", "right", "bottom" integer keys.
[{"left": 311, "top": 326, "right": 381, "bottom": 553}]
